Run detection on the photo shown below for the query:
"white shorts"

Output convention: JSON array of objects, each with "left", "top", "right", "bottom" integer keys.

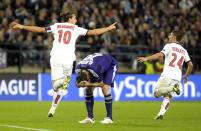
[
  {"left": 155, "top": 76, "right": 179, "bottom": 92},
  {"left": 50, "top": 56, "right": 74, "bottom": 81}
]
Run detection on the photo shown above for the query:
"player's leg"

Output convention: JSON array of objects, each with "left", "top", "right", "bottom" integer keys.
[
  {"left": 154, "top": 78, "right": 179, "bottom": 119},
  {"left": 52, "top": 76, "right": 71, "bottom": 91},
  {"left": 154, "top": 77, "right": 180, "bottom": 98},
  {"left": 154, "top": 76, "right": 174, "bottom": 98},
  {"left": 154, "top": 76, "right": 169, "bottom": 98},
  {"left": 48, "top": 77, "right": 69, "bottom": 117},
  {"left": 156, "top": 80, "right": 179, "bottom": 118},
  {"left": 48, "top": 86, "right": 66, "bottom": 117},
  {"left": 155, "top": 84, "right": 180, "bottom": 97},
  {"left": 101, "top": 84, "right": 113, "bottom": 124},
  {"left": 154, "top": 87, "right": 173, "bottom": 98},
  {"left": 154, "top": 94, "right": 172, "bottom": 120},
  {"left": 48, "top": 58, "right": 73, "bottom": 117},
  {"left": 48, "top": 76, "right": 71, "bottom": 117},
  {"left": 79, "top": 87, "right": 95, "bottom": 124},
  {"left": 100, "top": 64, "right": 117, "bottom": 124}
]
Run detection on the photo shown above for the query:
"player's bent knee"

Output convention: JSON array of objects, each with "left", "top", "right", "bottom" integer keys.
[
  {"left": 102, "top": 84, "right": 111, "bottom": 95},
  {"left": 53, "top": 79, "right": 64, "bottom": 91},
  {"left": 52, "top": 76, "right": 71, "bottom": 91}
]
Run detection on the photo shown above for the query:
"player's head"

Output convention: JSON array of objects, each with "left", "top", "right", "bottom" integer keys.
[
  {"left": 76, "top": 69, "right": 90, "bottom": 84},
  {"left": 60, "top": 10, "right": 77, "bottom": 24},
  {"left": 168, "top": 30, "right": 182, "bottom": 43}
]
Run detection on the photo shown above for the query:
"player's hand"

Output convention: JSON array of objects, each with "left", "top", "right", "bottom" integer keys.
[
  {"left": 184, "top": 75, "right": 188, "bottom": 84},
  {"left": 77, "top": 81, "right": 90, "bottom": 87},
  {"left": 137, "top": 57, "right": 148, "bottom": 63},
  {"left": 10, "top": 22, "right": 23, "bottom": 30},
  {"left": 107, "top": 22, "right": 117, "bottom": 31},
  {"left": 80, "top": 81, "right": 90, "bottom": 87}
]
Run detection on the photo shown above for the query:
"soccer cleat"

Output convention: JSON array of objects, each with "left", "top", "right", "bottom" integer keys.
[
  {"left": 78, "top": 117, "right": 95, "bottom": 124},
  {"left": 48, "top": 107, "right": 55, "bottom": 118},
  {"left": 173, "top": 84, "right": 180, "bottom": 95},
  {"left": 154, "top": 115, "right": 163, "bottom": 120},
  {"left": 100, "top": 117, "right": 113, "bottom": 124},
  {"left": 48, "top": 113, "right": 54, "bottom": 117}
]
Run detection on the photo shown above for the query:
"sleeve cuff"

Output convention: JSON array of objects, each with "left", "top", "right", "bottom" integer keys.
[
  {"left": 45, "top": 26, "right": 51, "bottom": 33},
  {"left": 85, "top": 30, "right": 89, "bottom": 36},
  {"left": 186, "top": 60, "right": 191, "bottom": 63},
  {"left": 160, "top": 51, "right": 165, "bottom": 57}
]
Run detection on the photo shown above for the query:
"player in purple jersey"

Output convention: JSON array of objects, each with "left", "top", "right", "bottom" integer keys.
[{"left": 75, "top": 53, "right": 118, "bottom": 124}]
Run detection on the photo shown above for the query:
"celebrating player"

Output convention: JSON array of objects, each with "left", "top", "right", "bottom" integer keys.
[
  {"left": 75, "top": 53, "right": 118, "bottom": 124},
  {"left": 137, "top": 31, "right": 193, "bottom": 119},
  {"left": 11, "top": 10, "right": 117, "bottom": 117}
]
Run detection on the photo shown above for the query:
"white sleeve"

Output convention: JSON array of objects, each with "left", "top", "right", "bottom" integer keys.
[
  {"left": 75, "top": 26, "right": 88, "bottom": 36},
  {"left": 160, "top": 44, "right": 170, "bottom": 56},
  {"left": 184, "top": 51, "right": 191, "bottom": 63},
  {"left": 45, "top": 24, "right": 56, "bottom": 33}
]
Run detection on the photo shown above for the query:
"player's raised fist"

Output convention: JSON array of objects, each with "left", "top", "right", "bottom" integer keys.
[{"left": 10, "top": 22, "right": 23, "bottom": 30}]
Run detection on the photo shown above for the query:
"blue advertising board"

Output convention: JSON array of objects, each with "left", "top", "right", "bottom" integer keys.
[
  {"left": 0, "top": 74, "right": 39, "bottom": 100},
  {"left": 0, "top": 73, "right": 201, "bottom": 101},
  {"left": 40, "top": 74, "right": 201, "bottom": 101}
]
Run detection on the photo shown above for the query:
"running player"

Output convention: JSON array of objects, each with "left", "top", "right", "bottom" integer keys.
[{"left": 137, "top": 30, "right": 193, "bottom": 119}]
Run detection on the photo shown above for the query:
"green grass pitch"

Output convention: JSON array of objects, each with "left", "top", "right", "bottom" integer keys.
[{"left": 0, "top": 101, "right": 201, "bottom": 131}]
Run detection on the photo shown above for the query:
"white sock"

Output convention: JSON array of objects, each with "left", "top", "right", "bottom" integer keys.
[
  {"left": 155, "top": 86, "right": 173, "bottom": 97},
  {"left": 158, "top": 97, "right": 170, "bottom": 116},
  {"left": 49, "top": 89, "right": 65, "bottom": 114}
]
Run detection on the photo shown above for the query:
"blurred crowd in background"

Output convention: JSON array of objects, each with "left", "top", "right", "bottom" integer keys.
[{"left": 0, "top": 0, "right": 201, "bottom": 73}]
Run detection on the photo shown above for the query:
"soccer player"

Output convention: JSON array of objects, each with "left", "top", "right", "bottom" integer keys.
[
  {"left": 11, "top": 10, "right": 117, "bottom": 117},
  {"left": 137, "top": 31, "right": 193, "bottom": 119},
  {"left": 75, "top": 53, "right": 118, "bottom": 124}
]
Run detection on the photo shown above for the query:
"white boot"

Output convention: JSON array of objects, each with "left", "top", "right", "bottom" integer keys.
[
  {"left": 48, "top": 107, "right": 56, "bottom": 117},
  {"left": 100, "top": 117, "right": 113, "bottom": 124},
  {"left": 78, "top": 117, "right": 95, "bottom": 124}
]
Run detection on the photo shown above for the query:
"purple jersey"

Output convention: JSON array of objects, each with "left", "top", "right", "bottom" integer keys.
[{"left": 75, "top": 53, "right": 118, "bottom": 86}]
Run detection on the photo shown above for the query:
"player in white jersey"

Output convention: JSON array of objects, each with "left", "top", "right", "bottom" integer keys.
[
  {"left": 137, "top": 31, "right": 193, "bottom": 119},
  {"left": 11, "top": 10, "right": 117, "bottom": 117}
]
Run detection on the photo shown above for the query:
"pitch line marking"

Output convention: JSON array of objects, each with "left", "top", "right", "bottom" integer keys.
[{"left": 0, "top": 124, "right": 54, "bottom": 131}]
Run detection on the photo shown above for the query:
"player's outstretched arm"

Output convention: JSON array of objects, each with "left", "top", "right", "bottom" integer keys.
[
  {"left": 137, "top": 52, "right": 163, "bottom": 63},
  {"left": 184, "top": 61, "right": 193, "bottom": 83},
  {"left": 11, "top": 22, "right": 46, "bottom": 33},
  {"left": 87, "top": 22, "right": 117, "bottom": 36}
]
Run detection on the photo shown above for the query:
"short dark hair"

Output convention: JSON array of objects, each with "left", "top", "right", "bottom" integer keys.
[
  {"left": 172, "top": 30, "right": 183, "bottom": 42},
  {"left": 60, "top": 8, "right": 77, "bottom": 22},
  {"left": 60, "top": 11, "right": 74, "bottom": 22},
  {"left": 76, "top": 71, "right": 88, "bottom": 83}
]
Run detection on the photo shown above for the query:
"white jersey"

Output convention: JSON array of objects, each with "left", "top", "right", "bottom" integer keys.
[
  {"left": 45, "top": 22, "right": 88, "bottom": 60},
  {"left": 160, "top": 43, "right": 191, "bottom": 81}
]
